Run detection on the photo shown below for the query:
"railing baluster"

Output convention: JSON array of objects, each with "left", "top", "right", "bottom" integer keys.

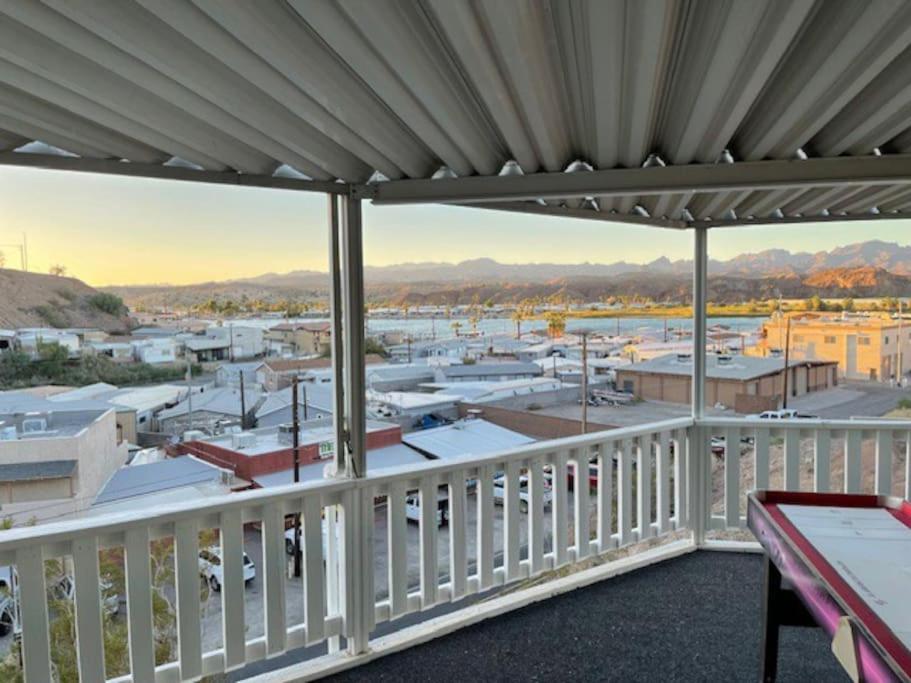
[
  {"left": 219, "top": 507, "right": 246, "bottom": 669},
  {"left": 504, "top": 460, "right": 521, "bottom": 580},
  {"left": 551, "top": 450, "right": 569, "bottom": 566},
  {"left": 261, "top": 501, "right": 287, "bottom": 655},
  {"left": 420, "top": 475, "right": 440, "bottom": 607},
  {"left": 448, "top": 471, "right": 467, "bottom": 600},
  {"left": 673, "top": 429, "right": 687, "bottom": 528},
  {"left": 174, "top": 518, "right": 202, "bottom": 679},
  {"left": 72, "top": 536, "right": 105, "bottom": 682},
  {"left": 618, "top": 439, "right": 633, "bottom": 545},
  {"left": 656, "top": 430, "right": 671, "bottom": 534},
  {"left": 388, "top": 481, "right": 408, "bottom": 617},
  {"left": 783, "top": 429, "right": 800, "bottom": 491},
  {"left": 16, "top": 546, "right": 52, "bottom": 683},
  {"left": 527, "top": 456, "right": 545, "bottom": 573},
  {"left": 476, "top": 464, "right": 495, "bottom": 590},
  {"left": 597, "top": 441, "right": 615, "bottom": 551},
  {"left": 814, "top": 429, "right": 831, "bottom": 493},
  {"left": 636, "top": 436, "right": 652, "bottom": 540},
  {"left": 754, "top": 428, "right": 770, "bottom": 490},
  {"left": 125, "top": 527, "right": 155, "bottom": 683},
  {"left": 875, "top": 429, "right": 893, "bottom": 495},
  {"left": 845, "top": 430, "right": 862, "bottom": 493},
  {"left": 325, "top": 505, "right": 341, "bottom": 653},
  {"left": 302, "top": 495, "right": 325, "bottom": 644},
  {"left": 572, "top": 448, "right": 590, "bottom": 560},
  {"left": 724, "top": 426, "right": 741, "bottom": 528}
]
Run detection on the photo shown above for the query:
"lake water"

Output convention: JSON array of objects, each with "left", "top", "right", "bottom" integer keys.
[{"left": 364, "top": 315, "right": 766, "bottom": 341}]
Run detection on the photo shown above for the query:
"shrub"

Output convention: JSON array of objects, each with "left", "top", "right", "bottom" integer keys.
[
  {"left": 33, "top": 304, "right": 68, "bottom": 328},
  {"left": 88, "top": 292, "right": 126, "bottom": 316}
]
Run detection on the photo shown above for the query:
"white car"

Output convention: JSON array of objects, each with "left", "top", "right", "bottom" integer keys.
[
  {"left": 753, "top": 409, "right": 817, "bottom": 420},
  {"left": 285, "top": 519, "right": 339, "bottom": 559},
  {"left": 493, "top": 473, "right": 553, "bottom": 512},
  {"left": 405, "top": 491, "right": 449, "bottom": 526},
  {"left": 199, "top": 548, "right": 255, "bottom": 592},
  {"left": 49, "top": 574, "right": 120, "bottom": 615}
]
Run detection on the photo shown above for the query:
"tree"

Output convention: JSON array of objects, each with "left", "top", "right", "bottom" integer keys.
[
  {"left": 451, "top": 320, "right": 463, "bottom": 337},
  {"left": 49, "top": 264, "right": 67, "bottom": 277},
  {"left": 804, "top": 295, "right": 825, "bottom": 312},
  {"left": 841, "top": 298, "right": 855, "bottom": 312},
  {"left": 545, "top": 311, "right": 567, "bottom": 338}
]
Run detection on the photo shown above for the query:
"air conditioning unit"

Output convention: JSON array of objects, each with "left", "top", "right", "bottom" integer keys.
[
  {"left": 21, "top": 418, "right": 48, "bottom": 433},
  {"left": 717, "top": 355, "right": 733, "bottom": 365},
  {"left": 676, "top": 353, "right": 692, "bottom": 363},
  {"left": 0, "top": 426, "right": 16, "bottom": 441},
  {"left": 231, "top": 432, "right": 257, "bottom": 449}
]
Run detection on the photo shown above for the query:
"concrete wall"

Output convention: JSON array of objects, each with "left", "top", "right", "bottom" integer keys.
[{"left": 458, "top": 403, "right": 614, "bottom": 439}]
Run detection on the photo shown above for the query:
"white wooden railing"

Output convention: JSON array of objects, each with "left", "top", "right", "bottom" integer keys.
[
  {"left": 0, "top": 417, "right": 692, "bottom": 682},
  {"left": 698, "top": 417, "right": 911, "bottom": 532}
]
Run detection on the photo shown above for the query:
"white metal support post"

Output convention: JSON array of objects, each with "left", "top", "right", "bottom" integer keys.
[
  {"left": 690, "top": 226, "right": 708, "bottom": 546},
  {"left": 338, "top": 192, "right": 372, "bottom": 655}
]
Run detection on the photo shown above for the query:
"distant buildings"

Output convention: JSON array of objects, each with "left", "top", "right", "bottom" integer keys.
[
  {"left": 265, "top": 322, "right": 331, "bottom": 356},
  {"left": 615, "top": 352, "right": 838, "bottom": 412},
  {"left": 156, "top": 386, "right": 262, "bottom": 436},
  {"left": 433, "top": 361, "right": 543, "bottom": 383},
  {"left": 758, "top": 313, "right": 911, "bottom": 383}
]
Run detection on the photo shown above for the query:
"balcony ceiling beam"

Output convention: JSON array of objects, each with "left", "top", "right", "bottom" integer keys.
[
  {"left": 0, "top": 151, "right": 349, "bottom": 194},
  {"left": 361, "top": 154, "right": 911, "bottom": 206}
]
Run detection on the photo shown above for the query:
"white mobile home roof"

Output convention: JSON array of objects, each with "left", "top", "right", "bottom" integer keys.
[{"left": 403, "top": 419, "right": 534, "bottom": 461}]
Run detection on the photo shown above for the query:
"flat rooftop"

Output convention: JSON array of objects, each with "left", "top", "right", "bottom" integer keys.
[
  {"left": 618, "top": 353, "right": 835, "bottom": 381},
  {"left": 323, "top": 552, "right": 845, "bottom": 683}
]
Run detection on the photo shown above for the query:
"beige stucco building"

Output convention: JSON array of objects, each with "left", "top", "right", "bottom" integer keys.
[
  {"left": 757, "top": 313, "right": 910, "bottom": 383},
  {"left": 615, "top": 353, "right": 838, "bottom": 412},
  {"left": 0, "top": 403, "right": 128, "bottom": 525}
]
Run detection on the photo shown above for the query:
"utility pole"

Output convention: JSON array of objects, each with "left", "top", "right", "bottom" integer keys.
[
  {"left": 781, "top": 316, "right": 792, "bottom": 409},
  {"left": 292, "top": 374, "right": 301, "bottom": 578},
  {"left": 302, "top": 379, "right": 309, "bottom": 421},
  {"left": 239, "top": 371, "right": 247, "bottom": 429},
  {"left": 898, "top": 299, "right": 904, "bottom": 386},
  {"left": 581, "top": 332, "right": 589, "bottom": 434},
  {"left": 186, "top": 359, "right": 194, "bottom": 433}
]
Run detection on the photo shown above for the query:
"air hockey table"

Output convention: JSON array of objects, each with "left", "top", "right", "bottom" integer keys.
[{"left": 747, "top": 491, "right": 911, "bottom": 683}]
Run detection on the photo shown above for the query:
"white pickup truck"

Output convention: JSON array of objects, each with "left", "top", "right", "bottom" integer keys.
[{"left": 493, "top": 473, "right": 553, "bottom": 512}]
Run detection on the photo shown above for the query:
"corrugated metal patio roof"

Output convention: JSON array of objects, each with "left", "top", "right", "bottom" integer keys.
[{"left": 1, "top": 1, "right": 911, "bottom": 227}]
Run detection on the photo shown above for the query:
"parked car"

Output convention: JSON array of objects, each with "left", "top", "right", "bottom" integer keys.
[
  {"left": 285, "top": 519, "right": 339, "bottom": 558},
  {"left": 493, "top": 473, "right": 553, "bottom": 512},
  {"left": 567, "top": 462, "right": 600, "bottom": 489},
  {"left": 48, "top": 574, "right": 120, "bottom": 615},
  {"left": 0, "top": 595, "right": 14, "bottom": 637},
  {"left": 405, "top": 490, "right": 449, "bottom": 526},
  {"left": 753, "top": 409, "right": 818, "bottom": 420},
  {"left": 199, "top": 548, "right": 256, "bottom": 592}
]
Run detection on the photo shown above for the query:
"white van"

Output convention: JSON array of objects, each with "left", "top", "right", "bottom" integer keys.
[{"left": 493, "top": 473, "right": 553, "bottom": 512}]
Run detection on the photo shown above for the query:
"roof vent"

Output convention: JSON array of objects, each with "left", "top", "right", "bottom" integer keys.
[
  {"left": 717, "top": 355, "right": 733, "bottom": 365},
  {"left": 676, "top": 353, "right": 692, "bottom": 363}
]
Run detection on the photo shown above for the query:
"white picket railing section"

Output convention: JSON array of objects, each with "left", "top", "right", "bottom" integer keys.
[
  {"left": 699, "top": 417, "right": 911, "bottom": 532},
  {"left": 0, "top": 417, "right": 691, "bottom": 682}
]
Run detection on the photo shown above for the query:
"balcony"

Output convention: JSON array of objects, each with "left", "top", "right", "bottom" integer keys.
[{"left": 1, "top": 416, "right": 906, "bottom": 682}]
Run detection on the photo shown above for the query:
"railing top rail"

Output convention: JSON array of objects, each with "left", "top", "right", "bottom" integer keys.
[
  {"left": 697, "top": 416, "right": 911, "bottom": 431},
  {"left": 0, "top": 417, "right": 693, "bottom": 552}
]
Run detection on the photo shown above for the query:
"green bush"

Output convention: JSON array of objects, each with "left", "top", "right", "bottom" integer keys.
[
  {"left": 898, "top": 397, "right": 911, "bottom": 410},
  {"left": 88, "top": 292, "right": 126, "bottom": 316},
  {"left": 33, "top": 304, "right": 68, "bottom": 328}
]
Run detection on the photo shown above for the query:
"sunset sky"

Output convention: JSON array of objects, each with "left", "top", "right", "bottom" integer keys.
[{"left": 1, "top": 165, "right": 909, "bottom": 287}]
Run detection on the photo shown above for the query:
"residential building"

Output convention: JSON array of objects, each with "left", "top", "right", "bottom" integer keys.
[
  {"left": 254, "top": 382, "right": 333, "bottom": 428},
  {"left": 0, "top": 329, "right": 15, "bottom": 352},
  {"left": 402, "top": 418, "right": 535, "bottom": 461},
  {"left": 0, "top": 397, "right": 127, "bottom": 524},
  {"left": 265, "top": 322, "right": 331, "bottom": 356},
  {"left": 179, "top": 419, "right": 402, "bottom": 483},
  {"left": 156, "top": 387, "right": 263, "bottom": 436},
  {"left": 757, "top": 313, "right": 911, "bottom": 383},
  {"left": 215, "top": 360, "right": 263, "bottom": 389},
  {"left": 132, "top": 337, "right": 178, "bottom": 364},
  {"left": 256, "top": 354, "right": 385, "bottom": 391},
  {"left": 184, "top": 336, "right": 230, "bottom": 363},
  {"left": 50, "top": 383, "right": 189, "bottom": 433},
  {"left": 87, "top": 340, "right": 134, "bottom": 362},
  {"left": 387, "top": 338, "right": 468, "bottom": 363},
  {"left": 91, "top": 456, "right": 244, "bottom": 514},
  {"left": 16, "top": 328, "right": 81, "bottom": 358},
  {"left": 433, "top": 361, "right": 543, "bottom": 383},
  {"left": 615, "top": 353, "right": 838, "bottom": 412},
  {"left": 206, "top": 325, "right": 265, "bottom": 360}
]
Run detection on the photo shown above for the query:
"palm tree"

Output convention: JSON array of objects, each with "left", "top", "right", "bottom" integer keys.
[
  {"left": 511, "top": 305, "right": 527, "bottom": 340},
  {"left": 451, "top": 320, "right": 462, "bottom": 337}
]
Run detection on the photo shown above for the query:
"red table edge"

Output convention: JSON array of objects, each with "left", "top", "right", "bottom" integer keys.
[{"left": 747, "top": 490, "right": 911, "bottom": 678}]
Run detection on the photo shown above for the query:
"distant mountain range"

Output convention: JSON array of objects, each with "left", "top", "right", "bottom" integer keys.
[{"left": 104, "top": 240, "right": 911, "bottom": 308}]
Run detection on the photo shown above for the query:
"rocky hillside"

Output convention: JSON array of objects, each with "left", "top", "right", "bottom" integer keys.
[{"left": 0, "top": 269, "right": 134, "bottom": 332}]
